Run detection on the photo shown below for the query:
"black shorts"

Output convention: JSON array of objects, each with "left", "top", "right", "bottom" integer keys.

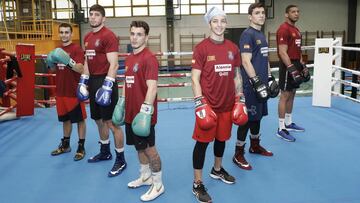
[
  {"left": 278, "top": 60, "right": 303, "bottom": 91},
  {"left": 125, "top": 122, "right": 155, "bottom": 151},
  {"left": 88, "top": 74, "right": 118, "bottom": 121}
]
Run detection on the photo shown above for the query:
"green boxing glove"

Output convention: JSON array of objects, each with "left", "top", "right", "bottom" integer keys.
[
  {"left": 131, "top": 103, "right": 154, "bottom": 137},
  {"left": 46, "top": 50, "right": 56, "bottom": 68},
  {"left": 112, "top": 96, "right": 125, "bottom": 126}
]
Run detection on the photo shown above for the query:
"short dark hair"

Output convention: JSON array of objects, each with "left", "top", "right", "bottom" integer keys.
[
  {"left": 89, "top": 4, "right": 105, "bottom": 16},
  {"left": 248, "top": 3, "right": 265, "bottom": 15},
  {"left": 58, "top": 22, "right": 72, "bottom": 32},
  {"left": 285, "top": 5, "right": 298, "bottom": 13},
  {"left": 130, "top": 21, "right": 150, "bottom": 35}
]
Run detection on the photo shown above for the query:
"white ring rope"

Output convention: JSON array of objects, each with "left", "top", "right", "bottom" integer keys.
[
  {"left": 332, "top": 92, "right": 360, "bottom": 103},
  {"left": 332, "top": 77, "right": 360, "bottom": 88},
  {"left": 332, "top": 65, "right": 360, "bottom": 76}
]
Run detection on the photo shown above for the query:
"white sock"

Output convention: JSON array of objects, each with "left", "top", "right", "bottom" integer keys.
[
  {"left": 250, "top": 134, "right": 260, "bottom": 139},
  {"left": 115, "top": 147, "right": 124, "bottom": 153},
  {"left": 279, "top": 118, "right": 286, "bottom": 130},
  {"left": 152, "top": 171, "right": 163, "bottom": 189},
  {"left": 99, "top": 139, "right": 110, "bottom": 144},
  {"left": 285, "top": 113, "right": 292, "bottom": 125},
  {"left": 140, "top": 164, "right": 151, "bottom": 176},
  {"left": 236, "top": 140, "right": 246, "bottom": 147}
]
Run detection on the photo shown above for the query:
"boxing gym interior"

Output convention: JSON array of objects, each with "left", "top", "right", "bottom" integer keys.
[{"left": 0, "top": 0, "right": 359, "bottom": 203}]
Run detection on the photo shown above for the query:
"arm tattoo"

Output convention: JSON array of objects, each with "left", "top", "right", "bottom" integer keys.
[{"left": 234, "top": 67, "right": 243, "bottom": 93}]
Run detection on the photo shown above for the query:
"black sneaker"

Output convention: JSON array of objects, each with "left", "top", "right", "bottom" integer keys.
[
  {"left": 209, "top": 167, "right": 235, "bottom": 184},
  {"left": 88, "top": 142, "right": 112, "bottom": 163},
  {"left": 74, "top": 143, "right": 85, "bottom": 161},
  {"left": 108, "top": 151, "right": 127, "bottom": 177},
  {"left": 51, "top": 138, "right": 71, "bottom": 156},
  {"left": 192, "top": 182, "right": 212, "bottom": 203}
]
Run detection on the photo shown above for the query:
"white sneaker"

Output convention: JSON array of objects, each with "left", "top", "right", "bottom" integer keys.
[
  {"left": 128, "top": 175, "right": 153, "bottom": 188},
  {"left": 140, "top": 183, "right": 165, "bottom": 202}
]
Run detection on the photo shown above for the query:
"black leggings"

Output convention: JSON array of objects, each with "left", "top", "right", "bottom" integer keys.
[
  {"left": 193, "top": 139, "right": 225, "bottom": 170},
  {"left": 237, "top": 120, "right": 261, "bottom": 141}
]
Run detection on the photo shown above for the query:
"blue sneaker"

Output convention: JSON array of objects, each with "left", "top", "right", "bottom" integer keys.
[
  {"left": 285, "top": 123, "right": 305, "bottom": 132},
  {"left": 277, "top": 129, "right": 296, "bottom": 142}
]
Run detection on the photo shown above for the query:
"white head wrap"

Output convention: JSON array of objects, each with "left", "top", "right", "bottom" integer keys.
[{"left": 204, "top": 7, "right": 226, "bottom": 24}]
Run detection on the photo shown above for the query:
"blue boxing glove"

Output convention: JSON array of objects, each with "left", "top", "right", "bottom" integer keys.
[
  {"left": 52, "top": 48, "right": 77, "bottom": 69},
  {"left": 95, "top": 76, "right": 115, "bottom": 106},
  {"left": 46, "top": 50, "right": 56, "bottom": 68},
  {"left": 77, "top": 74, "right": 89, "bottom": 101},
  {"left": 132, "top": 103, "right": 153, "bottom": 137},
  {"left": 112, "top": 96, "right": 125, "bottom": 126}
]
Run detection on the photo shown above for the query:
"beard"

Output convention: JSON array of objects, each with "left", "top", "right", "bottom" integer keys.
[{"left": 90, "top": 22, "right": 101, "bottom": 28}]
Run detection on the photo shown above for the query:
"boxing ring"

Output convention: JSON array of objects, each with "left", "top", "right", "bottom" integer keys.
[{"left": 0, "top": 39, "right": 359, "bottom": 203}]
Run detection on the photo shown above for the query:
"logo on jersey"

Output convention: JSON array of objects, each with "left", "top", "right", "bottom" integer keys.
[
  {"left": 85, "top": 50, "right": 96, "bottom": 60},
  {"left": 256, "top": 39, "right": 261, "bottom": 45},
  {"left": 191, "top": 59, "right": 196, "bottom": 64},
  {"left": 292, "top": 32, "right": 296, "bottom": 37},
  {"left": 57, "top": 64, "right": 66, "bottom": 70},
  {"left": 243, "top": 44, "right": 250, "bottom": 49},
  {"left": 207, "top": 55, "right": 216, "bottom": 62},
  {"left": 228, "top": 51, "right": 234, "bottom": 60},
  {"left": 125, "top": 76, "right": 135, "bottom": 88},
  {"left": 133, "top": 63, "right": 139, "bottom": 72},
  {"left": 279, "top": 37, "right": 284, "bottom": 42},
  {"left": 214, "top": 64, "right": 231, "bottom": 76},
  {"left": 125, "top": 76, "right": 135, "bottom": 84},
  {"left": 248, "top": 105, "right": 257, "bottom": 116},
  {"left": 95, "top": 39, "right": 100, "bottom": 47},
  {"left": 260, "top": 47, "right": 269, "bottom": 57}
]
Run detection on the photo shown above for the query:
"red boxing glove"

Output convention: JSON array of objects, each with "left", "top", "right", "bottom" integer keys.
[
  {"left": 232, "top": 95, "right": 248, "bottom": 126},
  {"left": 194, "top": 96, "right": 217, "bottom": 130}
]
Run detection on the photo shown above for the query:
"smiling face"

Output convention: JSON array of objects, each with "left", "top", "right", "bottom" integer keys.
[
  {"left": 208, "top": 15, "right": 227, "bottom": 40},
  {"left": 59, "top": 27, "right": 72, "bottom": 45}
]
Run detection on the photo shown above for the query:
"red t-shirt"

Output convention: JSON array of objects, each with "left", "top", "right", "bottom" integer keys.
[
  {"left": 276, "top": 22, "right": 302, "bottom": 60},
  {"left": 192, "top": 38, "right": 241, "bottom": 112},
  {"left": 55, "top": 43, "right": 84, "bottom": 97},
  {"left": 124, "top": 48, "right": 158, "bottom": 125},
  {"left": 84, "top": 26, "right": 119, "bottom": 75}
]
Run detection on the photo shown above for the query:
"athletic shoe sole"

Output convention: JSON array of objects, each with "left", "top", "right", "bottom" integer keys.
[{"left": 276, "top": 133, "right": 296, "bottom": 142}]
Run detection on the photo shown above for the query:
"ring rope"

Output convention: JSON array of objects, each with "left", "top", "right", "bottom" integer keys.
[{"left": 332, "top": 78, "right": 360, "bottom": 88}]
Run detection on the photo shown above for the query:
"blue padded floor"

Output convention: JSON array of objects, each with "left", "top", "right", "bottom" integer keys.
[{"left": 0, "top": 96, "right": 359, "bottom": 203}]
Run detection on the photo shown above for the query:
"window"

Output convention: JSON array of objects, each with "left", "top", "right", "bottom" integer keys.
[
  {"left": 173, "top": 0, "right": 255, "bottom": 15},
  {"left": 54, "top": 0, "right": 255, "bottom": 19},
  {"left": 53, "top": 0, "right": 73, "bottom": 19}
]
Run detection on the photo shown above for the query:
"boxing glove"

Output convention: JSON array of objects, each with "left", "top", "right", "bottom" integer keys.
[
  {"left": 132, "top": 103, "right": 153, "bottom": 137},
  {"left": 301, "top": 64, "right": 311, "bottom": 82},
  {"left": 112, "top": 96, "right": 125, "bottom": 126},
  {"left": 232, "top": 95, "right": 248, "bottom": 126},
  {"left": 46, "top": 50, "right": 56, "bottom": 68},
  {"left": 194, "top": 96, "right": 217, "bottom": 130},
  {"left": 77, "top": 74, "right": 89, "bottom": 101},
  {"left": 287, "top": 64, "right": 303, "bottom": 85},
  {"left": 52, "top": 48, "right": 77, "bottom": 69},
  {"left": 95, "top": 76, "right": 115, "bottom": 106},
  {"left": 249, "top": 75, "right": 268, "bottom": 102},
  {"left": 268, "top": 75, "right": 280, "bottom": 98}
]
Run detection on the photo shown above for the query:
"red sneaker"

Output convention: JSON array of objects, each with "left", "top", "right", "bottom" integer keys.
[
  {"left": 233, "top": 145, "right": 252, "bottom": 170},
  {"left": 249, "top": 138, "right": 273, "bottom": 156}
]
